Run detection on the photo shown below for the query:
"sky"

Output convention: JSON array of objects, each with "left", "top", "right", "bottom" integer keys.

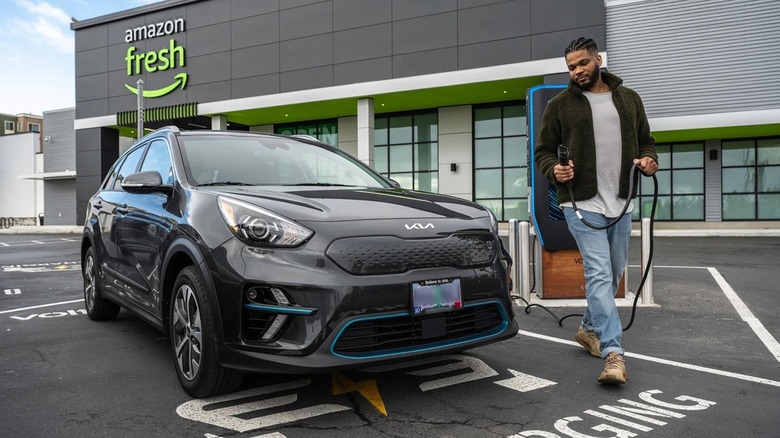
[{"left": 0, "top": 0, "right": 158, "bottom": 116}]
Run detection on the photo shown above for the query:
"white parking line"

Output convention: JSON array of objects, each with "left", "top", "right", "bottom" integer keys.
[
  {"left": 0, "top": 299, "right": 83, "bottom": 315},
  {"left": 519, "top": 330, "right": 780, "bottom": 388},
  {"left": 708, "top": 267, "right": 780, "bottom": 364}
]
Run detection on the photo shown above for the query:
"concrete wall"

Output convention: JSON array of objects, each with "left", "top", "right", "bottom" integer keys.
[
  {"left": 438, "top": 105, "right": 474, "bottom": 201},
  {"left": 0, "top": 133, "right": 38, "bottom": 218}
]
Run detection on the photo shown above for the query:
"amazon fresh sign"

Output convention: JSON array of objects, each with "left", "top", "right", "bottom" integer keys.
[{"left": 124, "top": 17, "right": 188, "bottom": 98}]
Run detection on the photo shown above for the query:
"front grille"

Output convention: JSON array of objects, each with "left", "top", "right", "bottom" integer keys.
[
  {"left": 332, "top": 303, "right": 505, "bottom": 357},
  {"left": 326, "top": 233, "right": 497, "bottom": 275}
]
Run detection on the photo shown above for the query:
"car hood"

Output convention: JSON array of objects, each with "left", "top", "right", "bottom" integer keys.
[{"left": 196, "top": 186, "right": 489, "bottom": 222}]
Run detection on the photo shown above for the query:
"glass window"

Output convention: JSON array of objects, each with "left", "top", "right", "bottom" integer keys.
[
  {"left": 374, "top": 146, "right": 388, "bottom": 173},
  {"left": 721, "top": 138, "right": 780, "bottom": 220},
  {"left": 722, "top": 140, "right": 754, "bottom": 166},
  {"left": 474, "top": 138, "right": 502, "bottom": 168},
  {"left": 723, "top": 194, "right": 755, "bottom": 220},
  {"left": 112, "top": 145, "right": 146, "bottom": 190},
  {"left": 722, "top": 168, "right": 754, "bottom": 193},
  {"left": 503, "top": 136, "right": 526, "bottom": 168},
  {"left": 758, "top": 194, "right": 780, "bottom": 219},
  {"left": 473, "top": 103, "right": 528, "bottom": 221},
  {"left": 3, "top": 121, "right": 14, "bottom": 132},
  {"left": 275, "top": 119, "right": 339, "bottom": 147},
  {"left": 389, "top": 144, "right": 413, "bottom": 172},
  {"left": 758, "top": 138, "right": 780, "bottom": 165},
  {"left": 28, "top": 123, "right": 41, "bottom": 133},
  {"left": 414, "top": 113, "right": 437, "bottom": 143},
  {"left": 474, "top": 107, "right": 501, "bottom": 138},
  {"left": 374, "top": 111, "right": 438, "bottom": 192},
  {"left": 672, "top": 143, "right": 703, "bottom": 168},
  {"left": 475, "top": 169, "right": 502, "bottom": 198},
  {"left": 374, "top": 118, "right": 388, "bottom": 146},
  {"left": 139, "top": 140, "right": 173, "bottom": 185},
  {"left": 389, "top": 116, "right": 413, "bottom": 144},
  {"left": 635, "top": 142, "right": 704, "bottom": 221},
  {"left": 414, "top": 143, "right": 438, "bottom": 171},
  {"left": 673, "top": 195, "right": 704, "bottom": 220},
  {"left": 758, "top": 166, "right": 780, "bottom": 192}
]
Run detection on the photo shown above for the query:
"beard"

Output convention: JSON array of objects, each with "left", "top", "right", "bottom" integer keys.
[{"left": 575, "top": 67, "right": 601, "bottom": 91}]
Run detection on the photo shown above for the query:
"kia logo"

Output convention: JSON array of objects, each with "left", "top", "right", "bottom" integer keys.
[{"left": 405, "top": 223, "right": 434, "bottom": 230}]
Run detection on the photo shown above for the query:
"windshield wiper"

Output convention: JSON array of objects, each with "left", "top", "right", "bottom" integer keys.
[
  {"left": 285, "top": 183, "right": 355, "bottom": 187},
  {"left": 199, "top": 181, "right": 254, "bottom": 186}
]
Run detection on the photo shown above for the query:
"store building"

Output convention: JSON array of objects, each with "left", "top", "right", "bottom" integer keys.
[{"left": 71, "top": 0, "right": 779, "bottom": 225}]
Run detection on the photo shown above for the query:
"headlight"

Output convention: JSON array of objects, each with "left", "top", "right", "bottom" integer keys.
[{"left": 217, "top": 196, "right": 313, "bottom": 247}]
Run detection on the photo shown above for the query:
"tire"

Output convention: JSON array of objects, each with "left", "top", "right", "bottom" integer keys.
[
  {"left": 83, "top": 246, "right": 120, "bottom": 321},
  {"left": 170, "top": 266, "right": 242, "bottom": 398}
]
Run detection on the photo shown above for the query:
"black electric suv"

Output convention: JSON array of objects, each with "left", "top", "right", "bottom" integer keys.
[{"left": 81, "top": 126, "right": 517, "bottom": 397}]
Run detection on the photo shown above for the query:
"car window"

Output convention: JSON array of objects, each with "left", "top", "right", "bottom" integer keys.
[
  {"left": 111, "top": 144, "right": 146, "bottom": 191},
  {"left": 101, "top": 161, "right": 120, "bottom": 190},
  {"left": 179, "top": 135, "right": 389, "bottom": 188},
  {"left": 139, "top": 139, "right": 174, "bottom": 185}
]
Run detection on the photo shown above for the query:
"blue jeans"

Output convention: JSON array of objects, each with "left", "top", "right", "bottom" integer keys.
[{"left": 563, "top": 208, "right": 631, "bottom": 358}]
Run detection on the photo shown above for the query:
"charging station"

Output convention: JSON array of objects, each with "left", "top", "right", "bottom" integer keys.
[{"left": 526, "top": 84, "right": 626, "bottom": 299}]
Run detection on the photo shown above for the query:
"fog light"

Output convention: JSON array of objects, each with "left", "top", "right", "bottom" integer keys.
[
  {"left": 247, "top": 289, "right": 259, "bottom": 301},
  {"left": 261, "top": 315, "right": 289, "bottom": 341}
]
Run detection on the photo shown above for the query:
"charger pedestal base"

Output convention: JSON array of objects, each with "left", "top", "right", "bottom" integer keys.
[{"left": 540, "top": 248, "right": 626, "bottom": 299}]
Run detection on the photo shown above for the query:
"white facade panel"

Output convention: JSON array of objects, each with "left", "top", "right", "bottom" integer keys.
[{"left": 0, "top": 133, "right": 38, "bottom": 218}]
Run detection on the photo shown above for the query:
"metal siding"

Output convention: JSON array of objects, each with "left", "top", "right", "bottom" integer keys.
[
  {"left": 606, "top": 0, "right": 780, "bottom": 118},
  {"left": 42, "top": 110, "right": 76, "bottom": 173},
  {"left": 704, "top": 139, "right": 722, "bottom": 221},
  {"left": 44, "top": 180, "right": 77, "bottom": 226}
]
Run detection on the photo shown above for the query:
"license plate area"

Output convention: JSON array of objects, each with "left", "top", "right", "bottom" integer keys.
[{"left": 411, "top": 277, "right": 462, "bottom": 316}]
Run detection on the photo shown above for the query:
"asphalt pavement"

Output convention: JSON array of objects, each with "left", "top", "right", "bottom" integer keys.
[{"left": 1, "top": 233, "right": 778, "bottom": 437}]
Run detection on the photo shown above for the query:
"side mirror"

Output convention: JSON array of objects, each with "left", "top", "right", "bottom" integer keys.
[{"left": 122, "top": 171, "right": 166, "bottom": 194}]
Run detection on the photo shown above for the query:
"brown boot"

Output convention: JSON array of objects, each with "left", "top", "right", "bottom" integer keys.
[
  {"left": 575, "top": 325, "right": 600, "bottom": 358},
  {"left": 598, "top": 352, "right": 627, "bottom": 384}
]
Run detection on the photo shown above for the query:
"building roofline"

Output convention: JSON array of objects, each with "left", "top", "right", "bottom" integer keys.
[{"left": 70, "top": 0, "right": 200, "bottom": 31}]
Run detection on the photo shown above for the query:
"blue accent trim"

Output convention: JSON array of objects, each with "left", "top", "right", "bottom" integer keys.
[
  {"left": 243, "top": 303, "right": 316, "bottom": 315},
  {"left": 527, "top": 84, "right": 567, "bottom": 248},
  {"left": 329, "top": 300, "right": 510, "bottom": 360}
]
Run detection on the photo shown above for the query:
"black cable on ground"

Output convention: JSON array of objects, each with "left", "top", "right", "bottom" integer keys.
[{"left": 511, "top": 164, "right": 657, "bottom": 332}]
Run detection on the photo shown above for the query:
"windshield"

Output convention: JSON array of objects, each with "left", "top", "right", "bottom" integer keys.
[{"left": 178, "top": 134, "right": 390, "bottom": 188}]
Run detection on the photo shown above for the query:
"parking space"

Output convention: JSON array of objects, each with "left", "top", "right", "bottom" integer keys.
[{"left": 1, "top": 234, "right": 779, "bottom": 437}]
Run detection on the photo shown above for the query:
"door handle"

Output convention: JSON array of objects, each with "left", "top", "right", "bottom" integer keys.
[{"left": 116, "top": 205, "right": 129, "bottom": 215}]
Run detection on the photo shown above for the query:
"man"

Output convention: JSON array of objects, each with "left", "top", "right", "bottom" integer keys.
[{"left": 534, "top": 37, "right": 658, "bottom": 384}]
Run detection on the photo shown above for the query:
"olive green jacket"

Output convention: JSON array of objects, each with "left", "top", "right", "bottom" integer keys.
[{"left": 534, "top": 71, "right": 657, "bottom": 204}]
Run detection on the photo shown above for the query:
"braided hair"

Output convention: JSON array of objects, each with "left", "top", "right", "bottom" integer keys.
[{"left": 565, "top": 37, "right": 598, "bottom": 56}]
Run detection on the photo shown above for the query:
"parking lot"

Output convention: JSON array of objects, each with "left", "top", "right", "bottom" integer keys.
[{"left": 1, "top": 233, "right": 779, "bottom": 437}]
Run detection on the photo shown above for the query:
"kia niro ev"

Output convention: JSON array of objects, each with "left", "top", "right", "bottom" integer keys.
[{"left": 81, "top": 127, "right": 517, "bottom": 397}]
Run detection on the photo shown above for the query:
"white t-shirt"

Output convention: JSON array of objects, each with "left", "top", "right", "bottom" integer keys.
[{"left": 560, "top": 91, "right": 632, "bottom": 217}]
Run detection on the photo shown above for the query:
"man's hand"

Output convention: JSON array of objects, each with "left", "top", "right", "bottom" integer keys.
[
  {"left": 554, "top": 160, "right": 574, "bottom": 183},
  {"left": 633, "top": 157, "right": 658, "bottom": 175}
]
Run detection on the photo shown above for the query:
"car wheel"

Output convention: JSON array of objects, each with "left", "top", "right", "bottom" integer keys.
[
  {"left": 170, "top": 266, "right": 242, "bottom": 398},
  {"left": 83, "top": 246, "right": 120, "bottom": 321}
]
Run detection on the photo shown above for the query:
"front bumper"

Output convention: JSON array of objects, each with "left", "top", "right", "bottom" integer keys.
[{"left": 207, "top": 235, "right": 517, "bottom": 374}]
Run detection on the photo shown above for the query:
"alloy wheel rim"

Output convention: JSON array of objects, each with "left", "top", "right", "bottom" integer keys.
[
  {"left": 84, "top": 255, "right": 95, "bottom": 311},
  {"left": 173, "top": 284, "right": 202, "bottom": 381}
]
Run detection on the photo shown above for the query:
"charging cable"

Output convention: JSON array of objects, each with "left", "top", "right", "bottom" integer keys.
[{"left": 514, "top": 145, "right": 658, "bottom": 332}]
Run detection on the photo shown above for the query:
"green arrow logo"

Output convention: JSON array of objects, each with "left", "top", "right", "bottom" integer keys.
[{"left": 125, "top": 73, "right": 188, "bottom": 98}]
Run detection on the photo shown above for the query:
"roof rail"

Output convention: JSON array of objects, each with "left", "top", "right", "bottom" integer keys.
[{"left": 159, "top": 125, "right": 180, "bottom": 133}]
